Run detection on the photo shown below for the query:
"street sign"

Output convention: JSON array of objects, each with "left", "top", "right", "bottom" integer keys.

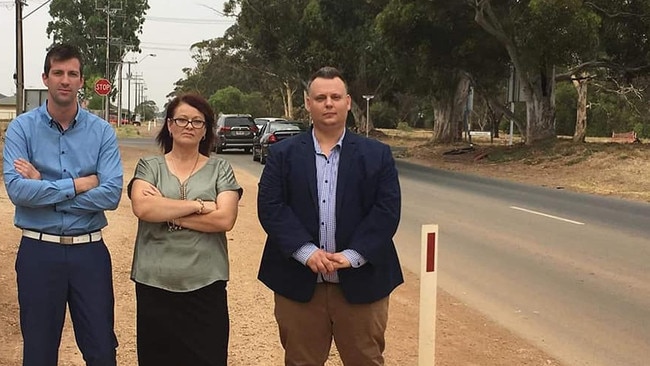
[{"left": 94, "top": 78, "right": 111, "bottom": 96}]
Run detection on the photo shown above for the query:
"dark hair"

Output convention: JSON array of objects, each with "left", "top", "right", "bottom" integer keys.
[
  {"left": 307, "top": 66, "right": 348, "bottom": 93},
  {"left": 156, "top": 93, "right": 215, "bottom": 155},
  {"left": 44, "top": 44, "right": 84, "bottom": 77}
]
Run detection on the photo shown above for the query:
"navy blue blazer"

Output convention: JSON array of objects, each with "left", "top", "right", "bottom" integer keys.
[{"left": 257, "top": 128, "right": 403, "bottom": 304}]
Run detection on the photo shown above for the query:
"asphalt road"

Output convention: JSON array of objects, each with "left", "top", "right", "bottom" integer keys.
[{"left": 120, "top": 139, "right": 650, "bottom": 366}]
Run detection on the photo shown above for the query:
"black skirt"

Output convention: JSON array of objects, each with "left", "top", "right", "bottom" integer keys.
[{"left": 135, "top": 280, "right": 229, "bottom": 366}]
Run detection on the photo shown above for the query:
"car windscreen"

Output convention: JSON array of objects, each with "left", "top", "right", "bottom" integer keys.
[
  {"left": 269, "top": 123, "right": 304, "bottom": 133},
  {"left": 225, "top": 117, "right": 255, "bottom": 127}
]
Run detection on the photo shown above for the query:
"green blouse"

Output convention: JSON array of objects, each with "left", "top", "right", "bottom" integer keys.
[{"left": 129, "top": 155, "right": 242, "bottom": 292}]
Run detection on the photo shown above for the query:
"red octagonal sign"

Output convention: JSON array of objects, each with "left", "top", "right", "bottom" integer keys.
[{"left": 94, "top": 78, "right": 111, "bottom": 96}]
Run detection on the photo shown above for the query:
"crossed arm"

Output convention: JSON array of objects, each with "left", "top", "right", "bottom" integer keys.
[
  {"left": 13, "top": 158, "right": 98, "bottom": 194},
  {"left": 130, "top": 178, "right": 240, "bottom": 233}
]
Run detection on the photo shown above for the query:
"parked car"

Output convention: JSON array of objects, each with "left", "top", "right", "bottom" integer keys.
[
  {"left": 252, "top": 120, "right": 307, "bottom": 164},
  {"left": 254, "top": 117, "right": 287, "bottom": 131},
  {"left": 214, "top": 114, "right": 258, "bottom": 153}
]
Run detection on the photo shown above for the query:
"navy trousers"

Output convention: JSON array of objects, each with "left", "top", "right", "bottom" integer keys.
[{"left": 15, "top": 237, "right": 118, "bottom": 366}]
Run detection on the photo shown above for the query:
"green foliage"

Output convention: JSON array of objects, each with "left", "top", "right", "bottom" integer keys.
[
  {"left": 169, "top": 0, "right": 650, "bottom": 145},
  {"left": 134, "top": 100, "right": 157, "bottom": 121},
  {"left": 47, "top": 0, "right": 149, "bottom": 89},
  {"left": 208, "top": 86, "right": 267, "bottom": 116},
  {"left": 634, "top": 123, "right": 649, "bottom": 138},
  {"left": 86, "top": 96, "right": 104, "bottom": 110},
  {"left": 518, "top": 0, "right": 601, "bottom": 67},
  {"left": 554, "top": 83, "right": 577, "bottom": 136},
  {"left": 244, "top": 92, "right": 268, "bottom": 118},
  {"left": 209, "top": 86, "right": 246, "bottom": 115},
  {"left": 396, "top": 122, "right": 413, "bottom": 131},
  {"left": 370, "top": 101, "right": 398, "bottom": 129}
]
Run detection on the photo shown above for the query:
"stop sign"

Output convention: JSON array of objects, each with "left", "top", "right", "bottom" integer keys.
[{"left": 94, "top": 78, "right": 111, "bottom": 96}]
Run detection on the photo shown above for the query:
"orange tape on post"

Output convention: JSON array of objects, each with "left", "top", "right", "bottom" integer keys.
[{"left": 427, "top": 232, "right": 436, "bottom": 272}]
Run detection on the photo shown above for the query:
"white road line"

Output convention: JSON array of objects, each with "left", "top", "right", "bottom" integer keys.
[{"left": 510, "top": 206, "right": 585, "bottom": 225}]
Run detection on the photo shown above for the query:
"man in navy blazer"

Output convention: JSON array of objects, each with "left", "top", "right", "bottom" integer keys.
[{"left": 257, "top": 66, "right": 403, "bottom": 365}]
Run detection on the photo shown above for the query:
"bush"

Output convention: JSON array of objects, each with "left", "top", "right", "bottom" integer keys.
[
  {"left": 371, "top": 101, "right": 398, "bottom": 129},
  {"left": 396, "top": 122, "right": 412, "bottom": 131}
]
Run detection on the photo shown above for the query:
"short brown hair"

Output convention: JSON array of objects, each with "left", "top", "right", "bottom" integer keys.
[
  {"left": 307, "top": 66, "right": 348, "bottom": 93},
  {"left": 44, "top": 44, "right": 84, "bottom": 77}
]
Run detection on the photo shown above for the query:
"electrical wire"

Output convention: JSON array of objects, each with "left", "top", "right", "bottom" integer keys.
[{"left": 145, "top": 16, "right": 234, "bottom": 24}]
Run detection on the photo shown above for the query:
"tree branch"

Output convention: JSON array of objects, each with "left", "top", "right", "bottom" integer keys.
[{"left": 585, "top": 2, "right": 649, "bottom": 19}]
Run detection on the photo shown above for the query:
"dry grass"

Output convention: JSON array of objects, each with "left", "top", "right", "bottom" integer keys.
[{"left": 377, "top": 129, "right": 650, "bottom": 203}]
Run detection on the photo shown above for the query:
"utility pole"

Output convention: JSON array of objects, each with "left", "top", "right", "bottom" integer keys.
[
  {"left": 15, "top": 0, "right": 24, "bottom": 115},
  {"left": 132, "top": 73, "right": 141, "bottom": 120},
  {"left": 96, "top": 0, "right": 122, "bottom": 122},
  {"left": 103, "top": 3, "right": 110, "bottom": 122},
  {"left": 122, "top": 53, "right": 155, "bottom": 123},
  {"left": 112, "top": 43, "right": 133, "bottom": 127}
]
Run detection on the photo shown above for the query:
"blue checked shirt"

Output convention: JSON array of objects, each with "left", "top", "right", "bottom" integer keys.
[
  {"left": 3, "top": 102, "right": 123, "bottom": 235},
  {"left": 292, "top": 130, "right": 367, "bottom": 282}
]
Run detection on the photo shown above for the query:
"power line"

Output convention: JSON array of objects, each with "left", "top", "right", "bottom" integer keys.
[
  {"left": 140, "top": 45, "right": 193, "bottom": 52},
  {"left": 141, "top": 41, "right": 195, "bottom": 47},
  {"left": 145, "top": 15, "right": 235, "bottom": 25}
]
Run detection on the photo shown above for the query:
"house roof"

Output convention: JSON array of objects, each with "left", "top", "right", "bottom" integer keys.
[{"left": 0, "top": 95, "right": 16, "bottom": 106}]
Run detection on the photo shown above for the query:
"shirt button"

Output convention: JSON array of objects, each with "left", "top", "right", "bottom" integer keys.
[
  {"left": 321, "top": 222, "right": 324, "bottom": 226},
  {"left": 322, "top": 200, "right": 325, "bottom": 203},
  {"left": 321, "top": 245, "right": 324, "bottom": 249},
  {"left": 325, "top": 180, "right": 328, "bottom": 183},
  {"left": 61, "top": 151, "right": 65, "bottom": 154}
]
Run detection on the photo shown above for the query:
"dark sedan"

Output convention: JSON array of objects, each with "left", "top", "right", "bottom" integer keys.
[{"left": 252, "top": 121, "right": 307, "bottom": 164}]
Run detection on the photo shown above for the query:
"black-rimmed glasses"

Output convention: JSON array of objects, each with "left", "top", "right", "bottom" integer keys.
[{"left": 170, "top": 118, "right": 206, "bottom": 128}]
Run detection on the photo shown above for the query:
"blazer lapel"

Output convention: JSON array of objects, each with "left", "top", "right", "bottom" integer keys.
[{"left": 298, "top": 131, "right": 319, "bottom": 209}]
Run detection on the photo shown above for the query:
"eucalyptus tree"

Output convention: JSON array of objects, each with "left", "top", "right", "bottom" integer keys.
[
  {"left": 300, "top": 0, "right": 396, "bottom": 132},
  {"left": 377, "top": 0, "right": 510, "bottom": 143},
  {"left": 47, "top": 0, "right": 149, "bottom": 88},
  {"left": 470, "top": 0, "right": 601, "bottom": 144},
  {"left": 223, "top": 0, "right": 313, "bottom": 118},
  {"left": 224, "top": 0, "right": 395, "bottom": 129},
  {"left": 171, "top": 37, "right": 263, "bottom": 99},
  {"left": 134, "top": 99, "right": 157, "bottom": 121},
  {"left": 554, "top": 0, "right": 650, "bottom": 142}
]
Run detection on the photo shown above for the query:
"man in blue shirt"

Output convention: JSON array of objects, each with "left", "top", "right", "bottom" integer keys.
[{"left": 3, "top": 43, "right": 123, "bottom": 366}]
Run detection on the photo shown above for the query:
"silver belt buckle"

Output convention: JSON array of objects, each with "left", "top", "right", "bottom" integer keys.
[{"left": 60, "top": 236, "right": 74, "bottom": 245}]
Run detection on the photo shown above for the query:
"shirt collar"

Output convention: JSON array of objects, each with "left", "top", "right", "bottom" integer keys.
[
  {"left": 311, "top": 128, "right": 346, "bottom": 154},
  {"left": 41, "top": 100, "right": 82, "bottom": 130}
]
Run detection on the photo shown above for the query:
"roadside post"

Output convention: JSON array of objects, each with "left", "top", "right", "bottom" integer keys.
[{"left": 419, "top": 224, "right": 439, "bottom": 366}]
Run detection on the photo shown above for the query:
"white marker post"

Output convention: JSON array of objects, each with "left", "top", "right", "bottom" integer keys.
[{"left": 419, "top": 224, "right": 439, "bottom": 366}]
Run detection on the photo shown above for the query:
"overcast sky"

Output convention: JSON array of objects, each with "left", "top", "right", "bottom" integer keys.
[{"left": 0, "top": 0, "right": 234, "bottom": 110}]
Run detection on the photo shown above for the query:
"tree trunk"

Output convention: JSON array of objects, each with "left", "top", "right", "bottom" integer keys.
[
  {"left": 282, "top": 81, "right": 296, "bottom": 118},
  {"left": 432, "top": 74, "right": 470, "bottom": 143},
  {"left": 522, "top": 66, "right": 556, "bottom": 145},
  {"left": 350, "top": 100, "right": 371, "bottom": 133},
  {"left": 485, "top": 99, "right": 503, "bottom": 138},
  {"left": 572, "top": 73, "right": 588, "bottom": 143}
]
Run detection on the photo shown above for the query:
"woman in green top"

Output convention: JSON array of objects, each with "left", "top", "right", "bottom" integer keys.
[{"left": 128, "top": 93, "right": 242, "bottom": 366}]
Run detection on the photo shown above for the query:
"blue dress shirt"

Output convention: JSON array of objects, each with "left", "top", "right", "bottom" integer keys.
[
  {"left": 293, "top": 129, "right": 367, "bottom": 282},
  {"left": 3, "top": 102, "right": 123, "bottom": 235}
]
